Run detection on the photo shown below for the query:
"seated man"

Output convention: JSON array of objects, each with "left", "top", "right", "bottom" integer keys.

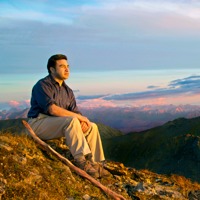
[{"left": 27, "top": 54, "right": 109, "bottom": 178}]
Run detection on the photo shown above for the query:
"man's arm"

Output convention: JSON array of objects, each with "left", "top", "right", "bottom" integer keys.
[{"left": 48, "top": 104, "right": 91, "bottom": 129}]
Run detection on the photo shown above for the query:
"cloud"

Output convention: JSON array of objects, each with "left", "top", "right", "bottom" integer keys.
[
  {"left": 0, "top": 100, "right": 30, "bottom": 110},
  {"left": 74, "top": 0, "right": 200, "bottom": 36},
  {"left": 78, "top": 98, "right": 117, "bottom": 108},
  {"left": 1, "top": 0, "right": 200, "bottom": 75},
  {"left": 77, "top": 75, "right": 200, "bottom": 102},
  {"left": 169, "top": 75, "right": 200, "bottom": 89},
  {"left": 77, "top": 94, "right": 109, "bottom": 100},
  {"left": 9, "top": 100, "right": 20, "bottom": 107},
  {"left": 147, "top": 85, "right": 159, "bottom": 89},
  {"left": 2, "top": 1, "right": 200, "bottom": 35}
]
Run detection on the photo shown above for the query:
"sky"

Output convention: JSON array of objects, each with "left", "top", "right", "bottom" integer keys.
[{"left": 1, "top": 0, "right": 200, "bottom": 110}]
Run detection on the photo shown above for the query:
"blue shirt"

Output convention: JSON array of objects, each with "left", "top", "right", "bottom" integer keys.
[{"left": 28, "top": 75, "right": 81, "bottom": 118}]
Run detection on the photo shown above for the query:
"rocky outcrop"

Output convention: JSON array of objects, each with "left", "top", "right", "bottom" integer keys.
[{"left": 104, "top": 162, "right": 200, "bottom": 200}]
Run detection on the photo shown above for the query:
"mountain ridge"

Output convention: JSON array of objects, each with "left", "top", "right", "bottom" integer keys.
[
  {"left": 103, "top": 117, "right": 200, "bottom": 183},
  {"left": 1, "top": 104, "right": 200, "bottom": 132}
]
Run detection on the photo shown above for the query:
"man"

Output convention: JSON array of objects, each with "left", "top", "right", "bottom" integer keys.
[{"left": 28, "top": 54, "right": 109, "bottom": 178}]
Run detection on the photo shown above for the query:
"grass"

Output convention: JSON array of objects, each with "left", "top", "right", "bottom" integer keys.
[
  {"left": 0, "top": 132, "right": 118, "bottom": 200},
  {"left": 1, "top": 129, "right": 200, "bottom": 200}
]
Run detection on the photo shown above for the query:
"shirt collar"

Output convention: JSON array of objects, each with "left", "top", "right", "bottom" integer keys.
[{"left": 48, "top": 74, "right": 68, "bottom": 88}]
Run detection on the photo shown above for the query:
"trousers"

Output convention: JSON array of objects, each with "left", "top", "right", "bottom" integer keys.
[{"left": 28, "top": 113, "right": 105, "bottom": 162}]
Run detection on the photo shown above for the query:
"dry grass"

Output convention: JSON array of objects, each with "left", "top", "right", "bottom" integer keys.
[
  {"left": 0, "top": 132, "right": 115, "bottom": 200},
  {"left": 1, "top": 130, "right": 200, "bottom": 200},
  {"left": 170, "top": 174, "right": 200, "bottom": 197}
]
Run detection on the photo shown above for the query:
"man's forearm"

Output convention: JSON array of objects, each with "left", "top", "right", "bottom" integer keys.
[
  {"left": 48, "top": 104, "right": 79, "bottom": 118},
  {"left": 48, "top": 104, "right": 91, "bottom": 127}
]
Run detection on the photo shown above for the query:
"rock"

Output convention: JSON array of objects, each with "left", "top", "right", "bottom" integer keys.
[
  {"left": 188, "top": 190, "right": 200, "bottom": 200},
  {"left": 134, "top": 182, "right": 145, "bottom": 192},
  {"left": 83, "top": 194, "right": 91, "bottom": 200}
]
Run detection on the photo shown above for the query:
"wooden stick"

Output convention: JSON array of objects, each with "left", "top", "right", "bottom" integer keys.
[{"left": 22, "top": 120, "right": 127, "bottom": 200}]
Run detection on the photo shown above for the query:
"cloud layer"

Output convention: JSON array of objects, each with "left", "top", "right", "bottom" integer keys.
[
  {"left": 1, "top": 75, "right": 200, "bottom": 111},
  {"left": 1, "top": 0, "right": 200, "bottom": 74},
  {"left": 77, "top": 75, "right": 200, "bottom": 105}
]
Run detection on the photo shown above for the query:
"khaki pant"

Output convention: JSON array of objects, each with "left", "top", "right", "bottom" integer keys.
[{"left": 28, "top": 114, "right": 105, "bottom": 162}]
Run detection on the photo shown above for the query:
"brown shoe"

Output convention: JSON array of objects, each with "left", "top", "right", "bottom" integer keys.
[
  {"left": 74, "top": 157, "right": 99, "bottom": 178},
  {"left": 91, "top": 162, "right": 111, "bottom": 178}
]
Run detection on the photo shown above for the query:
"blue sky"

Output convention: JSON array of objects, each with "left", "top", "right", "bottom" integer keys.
[{"left": 1, "top": 0, "right": 200, "bottom": 109}]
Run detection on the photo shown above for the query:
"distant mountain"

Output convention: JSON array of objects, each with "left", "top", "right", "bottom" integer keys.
[
  {"left": 96, "top": 123, "right": 123, "bottom": 139},
  {"left": 0, "top": 108, "right": 29, "bottom": 120},
  {"left": 81, "top": 104, "right": 200, "bottom": 132},
  {"left": 103, "top": 116, "right": 200, "bottom": 183},
  {"left": 1, "top": 104, "right": 200, "bottom": 133},
  {"left": 0, "top": 118, "right": 28, "bottom": 134}
]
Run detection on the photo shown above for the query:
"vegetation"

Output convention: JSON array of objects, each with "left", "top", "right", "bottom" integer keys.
[
  {"left": 0, "top": 132, "right": 126, "bottom": 200},
  {"left": 104, "top": 117, "right": 200, "bottom": 183},
  {"left": 1, "top": 118, "right": 200, "bottom": 199}
]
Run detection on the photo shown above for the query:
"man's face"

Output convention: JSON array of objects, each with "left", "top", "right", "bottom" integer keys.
[{"left": 51, "top": 59, "right": 70, "bottom": 80}]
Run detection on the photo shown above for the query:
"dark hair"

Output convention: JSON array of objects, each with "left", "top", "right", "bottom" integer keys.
[{"left": 47, "top": 54, "right": 67, "bottom": 74}]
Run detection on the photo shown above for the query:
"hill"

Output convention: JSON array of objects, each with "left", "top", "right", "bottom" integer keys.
[
  {"left": 104, "top": 117, "right": 200, "bottom": 183},
  {"left": 1, "top": 131, "right": 200, "bottom": 200}
]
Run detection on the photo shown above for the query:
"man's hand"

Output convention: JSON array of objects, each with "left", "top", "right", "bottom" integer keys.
[
  {"left": 78, "top": 115, "right": 91, "bottom": 133},
  {"left": 48, "top": 104, "right": 91, "bottom": 133},
  {"left": 81, "top": 121, "right": 90, "bottom": 133}
]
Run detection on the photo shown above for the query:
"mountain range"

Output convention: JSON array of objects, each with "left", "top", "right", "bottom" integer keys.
[
  {"left": 0, "top": 115, "right": 200, "bottom": 184},
  {"left": 104, "top": 117, "right": 200, "bottom": 183},
  {"left": 1, "top": 104, "right": 200, "bottom": 133}
]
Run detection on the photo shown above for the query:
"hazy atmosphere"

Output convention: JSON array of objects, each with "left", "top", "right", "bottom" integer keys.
[{"left": 1, "top": 0, "right": 200, "bottom": 110}]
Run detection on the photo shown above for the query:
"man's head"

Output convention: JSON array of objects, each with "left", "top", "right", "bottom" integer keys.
[
  {"left": 47, "top": 54, "right": 68, "bottom": 74},
  {"left": 47, "top": 54, "right": 70, "bottom": 84}
]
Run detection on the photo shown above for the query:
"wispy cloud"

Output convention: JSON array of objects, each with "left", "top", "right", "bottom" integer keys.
[
  {"left": 78, "top": 98, "right": 117, "bottom": 108},
  {"left": 1, "top": 1, "right": 200, "bottom": 33},
  {"left": 77, "top": 94, "right": 109, "bottom": 100},
  {"left": 169, "top": 75, "right": 200, "bottom": 89},
  {"left": 77, "top": 75, "right": 200, "bottom": 102},
  {"left": 147, "top": 85, "right": 159, "bottom": 89}
]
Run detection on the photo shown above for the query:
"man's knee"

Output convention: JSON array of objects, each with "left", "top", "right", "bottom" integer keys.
[
  {"left": 63, "top": 116, "right": 82, "bottom": 131},
  {"left": 91, "top": 123, "right": 98, "bottom": 131},
  {"left": 88, "top": 123, "right": 100, "bottom": 137},
  {"left": 69, "top": 117, "right": 80, "bottom": 126}
]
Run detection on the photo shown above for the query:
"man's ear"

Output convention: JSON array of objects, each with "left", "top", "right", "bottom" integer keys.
[{"left": 50, "top": 66, "right": 55, "bottom": 74}]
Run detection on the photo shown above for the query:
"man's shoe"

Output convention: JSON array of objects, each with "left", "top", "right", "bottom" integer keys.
[
  {"left": 74, "top": 157, "right": 99, "bottom": 178},
  {"left": 91, "top": 162, "right": 111, "bottom": 178},
  {"left": 85, "top": 154, "right": 111, "bottom": 178}
]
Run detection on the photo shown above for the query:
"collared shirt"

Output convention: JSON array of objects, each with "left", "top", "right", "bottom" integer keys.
[{"left": 28, "top": 75, "right": 81, "bottom": 118}]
